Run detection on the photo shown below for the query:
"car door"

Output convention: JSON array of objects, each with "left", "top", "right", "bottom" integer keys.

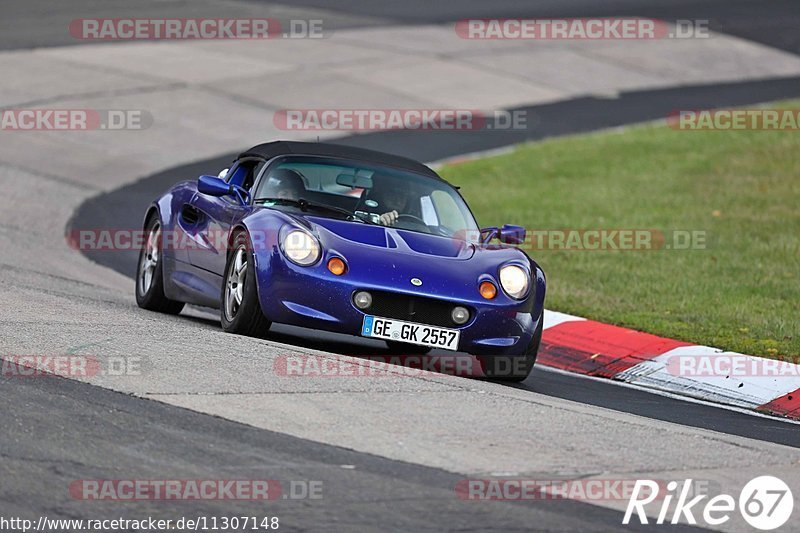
[{"left": 185, "top": 160, "right": 261, "bottom": 275}]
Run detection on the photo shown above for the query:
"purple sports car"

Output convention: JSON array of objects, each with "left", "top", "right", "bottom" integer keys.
[{"left": 136, "top": 141, "right": 545, "bottom": 380}]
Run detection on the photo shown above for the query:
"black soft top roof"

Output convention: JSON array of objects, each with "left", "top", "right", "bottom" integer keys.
[{"left": 238, "top": 141, "right": 442, "bottom": 180}]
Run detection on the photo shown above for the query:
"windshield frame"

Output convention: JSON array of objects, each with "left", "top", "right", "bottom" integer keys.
[{"left": 250, "top": 154, "right": 480, "bottom": 239}]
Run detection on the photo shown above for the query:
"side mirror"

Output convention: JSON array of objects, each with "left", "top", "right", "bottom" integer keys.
[
  {"left": 499, "top": 224, "right": 526, "bottom": 245},
  {"left": 481, "top": 225, "right": 526, "bottom": 245},
  {"left": 198, "top": 175, "right": 231, "bottom": 197}
]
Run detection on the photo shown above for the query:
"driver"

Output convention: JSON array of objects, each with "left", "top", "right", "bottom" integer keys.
[
  {"left": 262, "top": 168, "right": 306, "bottom": 201},
  {"left": 366, "top": 176, "right": 412, "bottom": 226}
]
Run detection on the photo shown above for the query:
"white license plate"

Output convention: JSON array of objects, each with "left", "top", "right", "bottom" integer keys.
[{"left": 361, "top": 316, "right": 460, "bottom": 351}]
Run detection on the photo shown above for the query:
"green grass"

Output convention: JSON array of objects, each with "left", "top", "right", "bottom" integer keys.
[{"left": 439, "top": 101, "right": 800, "bottom": 358}]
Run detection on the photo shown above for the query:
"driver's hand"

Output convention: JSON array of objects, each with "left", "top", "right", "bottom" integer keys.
[{"left": 378, "top": 210, "right": 398, "bottom": 226}]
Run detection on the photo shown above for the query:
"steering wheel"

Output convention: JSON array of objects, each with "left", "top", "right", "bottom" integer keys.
[{"left": 396, "top": 214, "right": 427, "bottom": 226}]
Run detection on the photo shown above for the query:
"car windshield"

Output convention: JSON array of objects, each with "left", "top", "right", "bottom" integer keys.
[{"left": 253, "top": 156, "right": 480, "bottom": 240}]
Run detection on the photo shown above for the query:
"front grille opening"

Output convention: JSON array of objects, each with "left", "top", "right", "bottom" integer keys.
[{"left": 355, "top": 290, "right": 471, "bottom": 327}]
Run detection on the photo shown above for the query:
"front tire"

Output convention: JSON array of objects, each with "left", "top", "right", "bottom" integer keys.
[
  {"left": 135, "top": 216, "right": 184, "bottom": 315},
  {"left": 477, "top": 315, "right": 543, "bottom": 382},
  {"left": 220, "top": 231, "right": 271, "bottom": 337}
]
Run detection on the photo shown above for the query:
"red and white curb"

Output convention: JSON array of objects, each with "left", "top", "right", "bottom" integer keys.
[{"left": 539, "top": 310, "right": 800, "bottom": 420}]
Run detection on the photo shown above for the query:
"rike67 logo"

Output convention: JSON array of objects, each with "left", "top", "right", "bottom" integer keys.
[{"left": 624, "top": 476, "right": 793, "bottom": 530}]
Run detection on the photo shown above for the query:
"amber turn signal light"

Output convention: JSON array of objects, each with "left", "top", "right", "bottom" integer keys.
[
  {"left": 327, "top": 257, "right": 347, "bottom": 275},
  {"left": 479, "top": 281, "right": 497, "bottom": 299}
]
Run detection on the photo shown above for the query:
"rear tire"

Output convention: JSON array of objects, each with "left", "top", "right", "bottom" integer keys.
[
  {"left": 135, "top": 216, "right": 185, "bottom": 315},
  {"left": 477, "top": 314, "right": 543, "bottom": 382},
  {"left": 220, "top": 231, "right": 271, "bottom": 337}
]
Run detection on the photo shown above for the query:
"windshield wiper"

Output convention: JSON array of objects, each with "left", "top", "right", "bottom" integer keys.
[{"left": 254, "top": 197, "right": 369, "bottom": 223}]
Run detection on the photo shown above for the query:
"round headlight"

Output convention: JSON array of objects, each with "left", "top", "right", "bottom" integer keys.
[
  {"left": 282, "top": 229, "right": 320, "bottom": 266},
  {"left": 499, "top": 265, "right": 529, "bottom": 299}
]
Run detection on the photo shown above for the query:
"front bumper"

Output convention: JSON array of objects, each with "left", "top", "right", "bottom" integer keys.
[{"left": 254, "top": 250, "right": 545, "bottom": 356}]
